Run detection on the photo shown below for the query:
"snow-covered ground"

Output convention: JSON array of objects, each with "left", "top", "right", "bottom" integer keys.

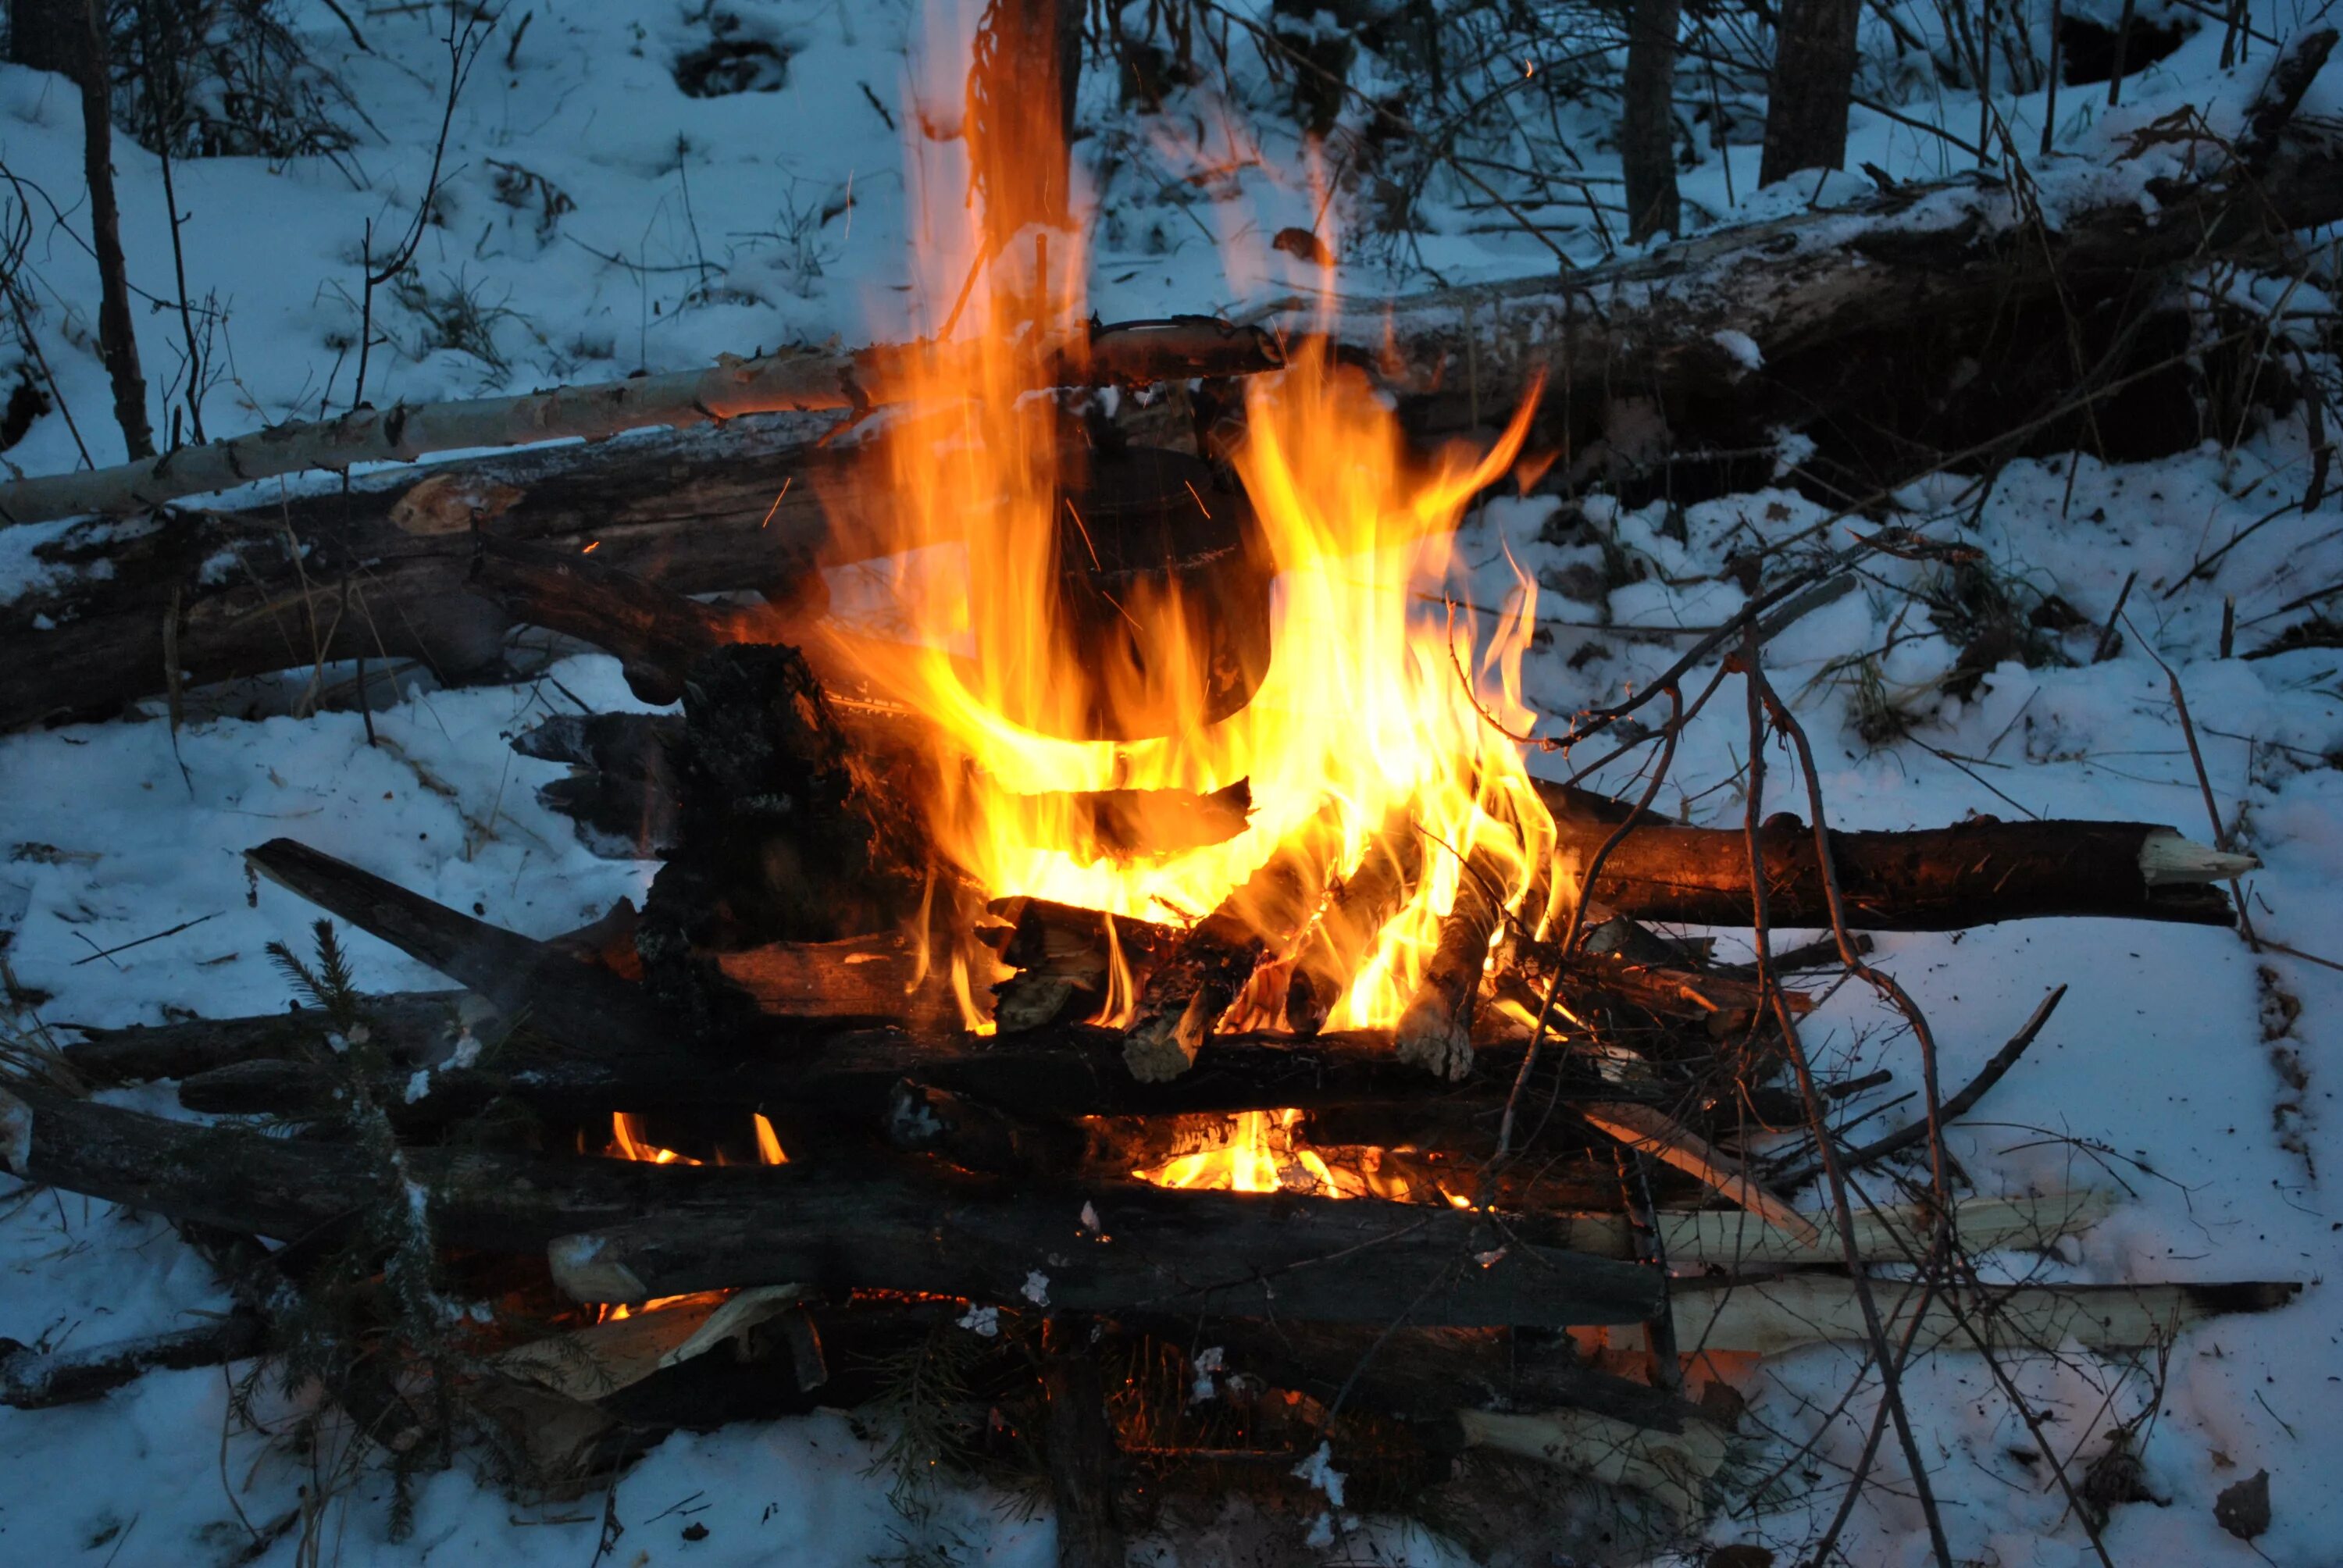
[{"left": 5, "top": 2, "right": 2342, "bottom": 1563}]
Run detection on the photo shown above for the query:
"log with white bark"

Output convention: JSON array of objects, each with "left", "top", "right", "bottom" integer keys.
[
  {"left": 0, "top": 319, "right": 1278, "bottom": 527},
  {"left": 1602, "top": 1275, "right": 2300, "bottom": 1356}
]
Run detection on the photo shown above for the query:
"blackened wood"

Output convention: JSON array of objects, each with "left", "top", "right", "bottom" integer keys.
[
  {"left": 1537, "top": 782, "right": 2238, "bottom": 928},
  {"left": 1122, "top": 830, "right": 1330, "bottom": 1082},
  {"left": 1041, "top": 1316, "right": 1128, "bottom": 1568},
  {"left": 1188, "top": 1320, "right": 1705, "bottom": 1438},
  {"left": 470, "top": 533, "right": 787, "bottom": 705},
  {"left": 635, "top": 645, "right": 934, "bottom": 1039},
  {"left": 243, "top": 838, "right": 675, "bottom": 1064},
  {"left": 63, "top": 992, "right": 469, "bottom": 1083},
  {"left": 514, "top": 711, "right": 684, "bottom": 859},
  {"left": 0, "top": 413, "right": 845, "bottom": 732},
  {"left": 986, "top": 897, "right": 1180, "bottom": 1034},
  {"left": 0, "top": 1085, "right": 1667, "bottom": 1327}
]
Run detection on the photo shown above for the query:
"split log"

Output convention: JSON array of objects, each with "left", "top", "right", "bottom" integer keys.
[
  {"left": 0, "top": 1083, "right": 1665, "bottom": 1328},
  {"left": 1537, "top": 782, "right": 2254, "bottom": 928},
  {"left": 1395, "top": 848, "right": 1511, "bottom": 1081},
  {"left": 1599, "top": 1276, "right": 2301, "bottom": 1356},
  {"left": 1122, "top": 829, "right": 1332, "bottom": 1082},
  {"left": 1285, "top": 811, "right": 1422, "bottom": 1036}
]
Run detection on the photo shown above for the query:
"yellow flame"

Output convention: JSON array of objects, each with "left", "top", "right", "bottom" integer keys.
[
  {"left": 610, "top": 1112, "right": 697, "bottom": 1166},
  {"left": 825, "top": 4, "right": 1558, "bottom": 1035},
  {"left": 752, "top": 1113, "right": 790, "bottom": 1165}
]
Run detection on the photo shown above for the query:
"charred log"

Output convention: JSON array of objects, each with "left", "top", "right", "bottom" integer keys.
[{"left": 0, "top": 1083, "right": 1666, "bottom": 1328}]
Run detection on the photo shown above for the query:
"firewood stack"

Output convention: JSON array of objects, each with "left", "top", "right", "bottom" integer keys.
[{"left": 0, "top": 549, "right": 2295, "bottom": 1559}]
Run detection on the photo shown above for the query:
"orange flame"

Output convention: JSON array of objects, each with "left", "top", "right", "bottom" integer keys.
[{"left": 826, "top": 5, "right": 1556, "bottom": 1042}]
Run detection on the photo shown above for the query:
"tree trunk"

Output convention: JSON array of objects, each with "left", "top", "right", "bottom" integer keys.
[
  {"left": 72, "top": 0, "right": 155, "bottom": 460},
  {"left": 1758, "top": 0, "right": 1861, "bottom": 187},
  {"left": 5, "top": 0, "right": 77, "bottom": 72},
  {"left": 1621, "top": 0, "right": 1685, "bottom": 243}
]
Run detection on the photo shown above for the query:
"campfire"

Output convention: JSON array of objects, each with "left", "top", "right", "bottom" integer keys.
[{"left": 0, "top": 5, "right": 2311, "bottom": 1560}]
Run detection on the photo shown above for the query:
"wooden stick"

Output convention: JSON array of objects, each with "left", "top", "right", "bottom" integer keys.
[
  {"left": 1578, "top": 1100, "right": 1821, "bottom": 1245},
  {"left": 242, "top": 838, "right": 673, "bottom": 1064}
]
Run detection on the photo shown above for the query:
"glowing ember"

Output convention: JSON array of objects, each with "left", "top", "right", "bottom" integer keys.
[
  {"left": 826, "top": 2, "right": 1560, "bottom": 1038},
  {"left": 1128, "top": 1109, "right": 1469, "bottom": 1206}
]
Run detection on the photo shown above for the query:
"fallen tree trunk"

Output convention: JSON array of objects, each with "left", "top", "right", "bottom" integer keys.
[
  {"left": 8, "top": 117, "right": 2337, "bottom": 526},
  {"left": 0, "top": 1083, "right": 1666, "bottom": 1328},
  {"left": 0, "top": 319, "right": 1279, "bottom": 527},
  {"left": 8, "top": 116, "right": 2340, "bottom": 732}
]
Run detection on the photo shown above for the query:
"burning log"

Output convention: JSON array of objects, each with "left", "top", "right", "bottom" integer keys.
[
  {"left": 1284, "top": 811, "right": 1422, "bottom": 1036},
  {"left": 1395, "top": 848, "right": 1511, "bottom": 1082},
  {"left": 983, "top": 897, "right": 1180, "bottom": 1034},
  {"left": 1535, "top": 782, "right": 2255, "bottom": 929},
  {"left": 0, "top": 1082, "right": 1666, "bottom": 1328},
  {"left": 9, "top": 116, "right": 2341, "bottom": 735},
  {"left": 1121, "top": 829, "right": 1331, "bottom": 1082}
]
